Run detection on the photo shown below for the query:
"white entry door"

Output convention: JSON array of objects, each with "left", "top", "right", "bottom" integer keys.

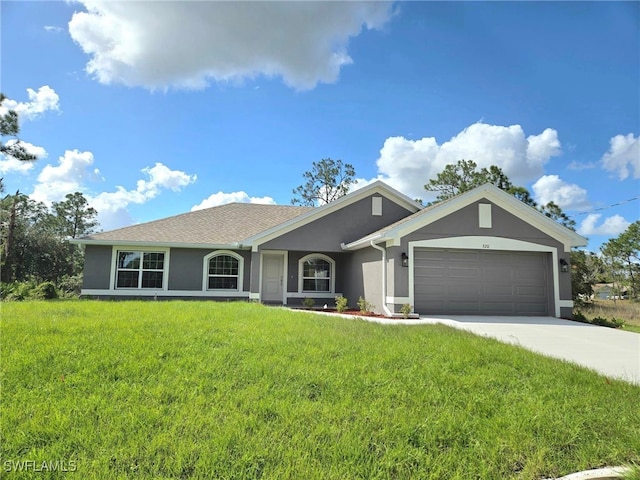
[{"left": 262, "top": 254, "right": 284, "bottom": 303}]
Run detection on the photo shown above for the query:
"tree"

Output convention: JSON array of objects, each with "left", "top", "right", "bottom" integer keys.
[
  {"left": 601, "top": 221, "right": 640, "bottom": 301},
  {"left": 52, "top": 192, "right": 99, "bottom": 239},
  {"left": 0, "top": 93, "right": 38, "bottom": 192},
  {"left": 570, "top": 250, "right": 605, "bottom": 303},
  {"left": 292, "top": 158, "right": 356, "bottom": 206},
  {"left": 0, "top": 191, "right": 99, "bottom": 285}
]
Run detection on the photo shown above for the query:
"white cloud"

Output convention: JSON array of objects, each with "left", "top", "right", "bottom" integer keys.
[
  {"left": 0, "top": 141, "right": 48, "bottom": 174},
  {"left": 89, "top": 163, "right": 197, "bottom": 226},
  {"left": 68, "top": 1, "right": 394, "bottom": 90},
  {"left": 567, "top": 160, "right": 597, "bottom": 171},
  {"left": 0, "top": 86, "right": 60, "bottom": 121},
  {"left": 44, "top": 25, "right": 64, "bottom": 33},
  {"left": 29, "top": 151, "right": 196, "bottom": 231},
  {"left": 601, "top": 133, "right": 640, "bottom": 180},
  {"left": 531, "top": 175, "right": 590, "bottom": 211},
  {"left": 191, "top": 191, "right": 276, "bottom": 211},
  {"left": 578, "top": 214, "right": 631, "bottom": 237},
  {"left": 31, "top": 150, "right": 100, "bottom": 205},
  {"left": 373, "top": 123, "right": 562, "bottom": 201}
]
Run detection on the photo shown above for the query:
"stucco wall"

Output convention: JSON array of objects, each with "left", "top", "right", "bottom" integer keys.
[
  {"left": 82, "top": 245, "right": 112, "bottom": 289},
  {"left": 341, "top": 247, "right": 383, "bottom": 313},
  {"left": 262, "top": 195, "right": 414, "bottom": 252},
  {"left": 168, "top": 248, "right": 251, "bottom": 292}
]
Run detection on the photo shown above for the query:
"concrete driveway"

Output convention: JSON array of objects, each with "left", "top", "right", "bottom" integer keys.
[{"left": 372, "top": 315, "right": 640, "bottom": 384}]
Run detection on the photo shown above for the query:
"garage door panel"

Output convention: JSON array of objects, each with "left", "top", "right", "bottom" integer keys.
[{"left": 414, "top": 248, "right": 549, "bottom": 316}]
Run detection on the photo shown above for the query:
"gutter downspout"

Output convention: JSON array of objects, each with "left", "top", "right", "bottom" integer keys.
[{"left": 370, "top": 240, "right": 393, "bottom": 316}]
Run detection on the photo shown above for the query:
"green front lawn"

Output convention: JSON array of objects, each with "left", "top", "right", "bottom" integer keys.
[{"left": 1, "top": 301, "right": 639, "bottom": 479}]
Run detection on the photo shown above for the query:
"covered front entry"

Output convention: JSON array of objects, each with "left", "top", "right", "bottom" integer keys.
[{"left": 413, "top": 248, "right": 551, "bottom": 316}]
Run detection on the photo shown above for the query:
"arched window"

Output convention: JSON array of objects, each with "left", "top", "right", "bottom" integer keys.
[
  {"left": 299, "top": 254, "right": 335, "bottom": 293},
  {"left": 204, "top": 251, "right": 243, "bottom": 291}
]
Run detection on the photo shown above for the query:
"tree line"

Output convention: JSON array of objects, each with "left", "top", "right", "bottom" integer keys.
[{"left": 0, "top": 192, "right": 98, "bottom": 298}]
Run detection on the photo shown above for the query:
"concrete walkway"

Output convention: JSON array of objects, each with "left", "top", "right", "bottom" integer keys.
[{"left": 365, "top": 315, "right": 640, "bottom": 385}]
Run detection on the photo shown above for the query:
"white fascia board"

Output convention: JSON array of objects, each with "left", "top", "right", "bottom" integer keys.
[
  {"left": 246, "top": 181, "right": 422, "bottom": 248},
  {"left": 390, "top": 184, "right": 587, "bottom": 251},
  {"left": 70, "top": 239, "right": 251, "bottom": 250},
  {"left": 341, "top": 233, "right": 387, "bottom": 251}
]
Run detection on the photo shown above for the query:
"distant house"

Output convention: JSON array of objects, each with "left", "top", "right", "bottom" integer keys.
[
  {"left": 72, "top": 181, "right": 587, "bottom": 317},
  {"left": 594, "top": 284, "right": 628, "bottom": 300}
]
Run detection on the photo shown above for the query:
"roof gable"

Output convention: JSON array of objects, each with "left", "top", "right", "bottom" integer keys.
[
  {"left": 244, "top": 181, "right": 422, "bottom": 249},
  {"left": 343, "top": 183, "right": 587, "bottom": 251}
]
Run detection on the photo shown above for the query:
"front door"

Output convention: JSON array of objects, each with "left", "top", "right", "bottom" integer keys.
[{"left": 262, "top": 254, "right": 284, "bottom": 303}]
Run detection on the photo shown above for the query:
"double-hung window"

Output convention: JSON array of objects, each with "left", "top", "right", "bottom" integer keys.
[{"left": 116, "top": 251, "right": 165, "bottom": 289}]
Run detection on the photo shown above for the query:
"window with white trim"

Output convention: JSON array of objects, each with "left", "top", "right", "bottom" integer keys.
[
  {"left": 205, "top": 252, "right": 242, "bottom": 290},
  {"left": 299, "top": 254, "right": 334, "bottom": 293},
  {"left": 116, "top": 251, "right": 165, "bottom": 289}
]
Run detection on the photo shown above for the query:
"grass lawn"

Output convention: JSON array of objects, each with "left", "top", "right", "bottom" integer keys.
[
  {"left": 1, "top": 301, "right": 639, "bottom": 479},
  {"left": 578, "top": 299, "right": 640, "bottom": 334}
]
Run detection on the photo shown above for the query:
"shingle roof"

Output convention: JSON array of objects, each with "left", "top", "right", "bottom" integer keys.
[{"left": 82, "top": 203, "right": 313, "bottom": 246}]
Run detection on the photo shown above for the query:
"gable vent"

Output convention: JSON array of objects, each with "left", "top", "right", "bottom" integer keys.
[{"left": 372, "top": 196, "right": 383, "bottom": 216}]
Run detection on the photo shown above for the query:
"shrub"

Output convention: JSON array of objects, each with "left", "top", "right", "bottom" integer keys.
[
  {"left": 335, "top": 295, "right": 348, "bottom": 313},
  {"left": 302, "top": 297, "right": 315, "bottom": 309},
  {"left": 57, "top": 274, "right": 83, "bottom": 297},
  {"left": 400, "top": 303, "right": 412, "bottom": 319},
  {"left": 1, "top": 281, "right": 38, "bottom": 301},
  {"left": 357, "top": 296, "right": 374, "bottom": 314},
  {"left": 590, "top": 316, "right": 625, "bottom": 329},
  {"left": 572, "top": 309, "right": 587, "bottom": 323},
  {"left": 33, "top": 281, "right": 59, "bottom": 300}
]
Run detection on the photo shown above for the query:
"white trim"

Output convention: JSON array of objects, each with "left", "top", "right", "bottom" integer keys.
[
  {"left": 245, "top": 181, "right": 421, "bottom": 248},
  {"left": 387, "top": 296, "right": 411, "bottom": 304},
  {"left": 202, "top": 250, "right": 244, "bottom": 292},
  {"left": 287, "top": 292, "right": 342, "bottom": 299},
  {"left": 249, "top": 292, "right": 260, "bottom": 301},
  {"left": 559, "top": 300, "right": 574, "bottom": 308},
  {"left": 72, "top": 238, "right": 245, "bottom": 249},
  {"left": 81, "top": 289, "right": 250, "bottom": 298},
  {"left": 110, "top": 246, "right": 170, "bottom": 291},
  {"left": 260, "top": 250, "right": 288, "bottom": 304},
  {"left": 298, "top": 253, "right": 336, "bottom": 295},
  {"left": 408, "top": 236, "right": 561, "bottom": 317}
]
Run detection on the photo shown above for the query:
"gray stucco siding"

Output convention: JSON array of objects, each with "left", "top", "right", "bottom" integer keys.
[
  {"left": 169, "top": 248, "right": 251, "bottom": 291},
  {"left": 393, "top": 199, "right": 573, "bottom": 314},
  {"left": 82, "top": 245, "right": 112, "bottom": 289},
  {"left": 262, "top": 195, "right": 414, "bottom": 252},
  {"left": 342, "top": 247, "right": 383, "bottom": 314},
  {"left": 285, "top": 251, "right": 347, "bottom": 294}
]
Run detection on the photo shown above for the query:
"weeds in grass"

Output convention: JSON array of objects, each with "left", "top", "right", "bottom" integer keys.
[{"left": 2, "top": 301, "right": 639, "bottom": 479}]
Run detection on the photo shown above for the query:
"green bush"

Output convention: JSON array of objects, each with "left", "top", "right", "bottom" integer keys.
[
  {"left": 400, "top": 303, "right": 412, "bottom": 319},
  {"left": 1, "top": 281, "right": 38, "bottom": 301},
  {"left": 57, "top": 274, "right": 83, "bottom": 297},
  {"left": 357, "top": 296, "right": 374, "bottom": 314},
  {"left": 302, "top": 297, "right": 315, "bottom": 309},
  {"left": 33, "top": 281, "right": 59, "bottom": 300},
  {"left": 335, "top": 295, "right": 348, "bottom": 313},
  {"left": 572, "top": 309, "right": 587, "bottom": 322}
]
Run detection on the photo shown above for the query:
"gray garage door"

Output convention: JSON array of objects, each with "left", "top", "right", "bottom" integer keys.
[{"left": 413, "top": 248, "right": 550, "bottom": 316}]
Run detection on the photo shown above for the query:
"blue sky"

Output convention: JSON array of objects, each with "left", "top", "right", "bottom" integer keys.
[{"left": 1, "top": 1, "right": 638, "bottom": 251}]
